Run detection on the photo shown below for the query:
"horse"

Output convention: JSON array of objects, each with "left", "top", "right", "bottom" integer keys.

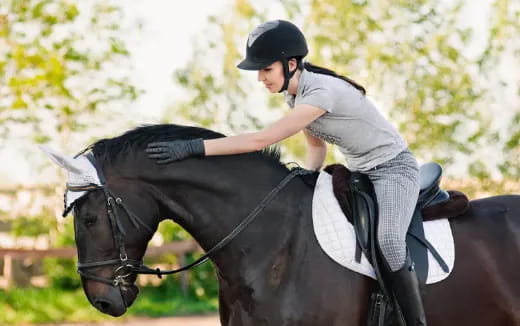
[{"left": 43, "top": 124, "right": 520, "bottom": 325}]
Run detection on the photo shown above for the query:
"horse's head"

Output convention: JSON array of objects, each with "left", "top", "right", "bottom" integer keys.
[
  {"left": 41, "top": 124, "right": 300, "bottom": 317},
  {"left": 41, "top": 145, "right": 159, "bottom": 316}
]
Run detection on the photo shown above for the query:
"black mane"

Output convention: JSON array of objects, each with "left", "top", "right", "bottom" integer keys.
[{"left": 80, "top": 124, "right": 284, "bottom": 168}]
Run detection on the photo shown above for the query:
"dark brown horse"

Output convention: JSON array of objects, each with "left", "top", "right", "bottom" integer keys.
[{"left": 44, "top": 124, "right": 520, "bottom": 325}]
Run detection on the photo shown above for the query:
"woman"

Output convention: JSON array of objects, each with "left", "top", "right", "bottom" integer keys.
[{"left": 146, "top": 20, "right": 426, "bottom": 325}]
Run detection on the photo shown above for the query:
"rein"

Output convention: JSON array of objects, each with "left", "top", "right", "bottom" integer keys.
[
  {"left": 130, "top": 167, "right": 306, "bottom": 278},
  {"left": 73, "top": 154, "right": 309, "bottom": 287}
]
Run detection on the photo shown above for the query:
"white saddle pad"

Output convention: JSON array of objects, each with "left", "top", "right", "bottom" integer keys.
[{"left": 312, "top": 171, "right": 455, "bottom": 284}]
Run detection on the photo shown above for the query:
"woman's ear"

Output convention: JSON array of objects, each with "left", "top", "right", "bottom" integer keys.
[{"left": 288, "top": 58, "right": 298, "bottom": 72}]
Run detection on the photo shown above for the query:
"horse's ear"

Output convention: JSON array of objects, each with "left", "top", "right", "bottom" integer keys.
[{"left": 39, "top": 145, "right": 83, "bottom": 174}]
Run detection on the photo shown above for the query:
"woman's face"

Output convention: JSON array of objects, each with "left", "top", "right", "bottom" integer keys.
[{"left": 257, "top": 61, "right": 284, "bottom": 93}]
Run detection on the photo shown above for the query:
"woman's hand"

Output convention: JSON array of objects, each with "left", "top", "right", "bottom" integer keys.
[
  {"left": 145, "top": 139, "right": 205, "bottom": 164},
  {"left": 146, "top": 103, "right": 325, "bottom": 164}
]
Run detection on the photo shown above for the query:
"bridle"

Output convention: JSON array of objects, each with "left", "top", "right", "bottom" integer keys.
[{"left": 71, "top": 153, "right": 309, "bottom": 288}]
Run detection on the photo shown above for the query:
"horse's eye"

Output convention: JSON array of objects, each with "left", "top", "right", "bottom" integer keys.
[{"left": 84, "top": 216, "right": 97, "bottom": 227}]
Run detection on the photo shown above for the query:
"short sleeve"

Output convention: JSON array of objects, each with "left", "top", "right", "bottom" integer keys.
[{"left": 296, "top": 85, "right": 334, "bottom": 112}]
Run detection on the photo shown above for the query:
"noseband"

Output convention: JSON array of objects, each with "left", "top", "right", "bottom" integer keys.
[{"left": 71, "top": 153, "right": 309, "bottom": 287}]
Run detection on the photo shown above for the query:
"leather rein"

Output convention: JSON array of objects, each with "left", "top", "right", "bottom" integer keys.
[{"left": 71, "top": 153, "right": 308, "bottom": 287}]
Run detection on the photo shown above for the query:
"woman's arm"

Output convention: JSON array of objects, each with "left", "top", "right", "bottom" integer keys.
[
  {"left": 204, "top": 104, "right": 326, "bottom": 156},
  {"left": 303, "top": 129, "right": 327, "bottom": 170}
]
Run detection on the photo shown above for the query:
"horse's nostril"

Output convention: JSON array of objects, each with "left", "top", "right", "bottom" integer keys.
[{"left": 94, "top": 298, "right": 111, "bottom": 312}]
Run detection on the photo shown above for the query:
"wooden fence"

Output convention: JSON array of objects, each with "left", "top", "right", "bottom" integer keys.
[{"left": 0, "top": 240, "right": 201, "bottom": 293}]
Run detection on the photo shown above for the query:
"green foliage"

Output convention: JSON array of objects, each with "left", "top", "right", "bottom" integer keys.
[
  {"left": 168, "top": 2, "right": 280, "bottom": 133},
  {"left": 0, "top": 0, "right": 141, "bottom": 147},
  {"left": 0, "top": 288, "right": 106, "bottom": 325},
  {"left": 499, "top": 112, "right": 520, "bottom": 178},
  {"left": 157, "top": 219, "right": 192, "bottom": 241},
  {"left": 443, "top": 176, "right": 519, "bottom": 199},
  {"left": 300, "top": 0, "right": 490, "bottom": 168},
  {"left": 43, "top": 257, "right": 81, "bottom": 290},
  {"left": 184, "top": 255, "right": 219, "bottom": 300},
  {"left": 156, "top": 220, "right": 219, "bottom": 300},
  {"left": 0, "top": 285, "right": 217, "bottom": 324},
  {"left": 0, "top": 0, "right": 146, "bottom": 300},
  {"left": 9, "top": 212, "right": 56, "bottom": 237},
  {"left": 170, "top": 0, "right": 520, "bottom": 182},
  {"left": 130, "top": 278, "right": 218, "bottom": 317},
  {"left": 0, "top": 216, "right": 218, "bottom": 322},
  {"left": 53, "top": 217, "right": 76, "bottom": 247},
  {"left": 3, "top": 215, "right": 218, "bottom": 320}
]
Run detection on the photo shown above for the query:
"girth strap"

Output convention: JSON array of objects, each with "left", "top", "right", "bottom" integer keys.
[{"left": 407, "top": 232, "right": 449, "bottom": 273}]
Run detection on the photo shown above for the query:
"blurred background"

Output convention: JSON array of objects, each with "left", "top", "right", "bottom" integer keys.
[{"left": 0, "top": 0, "right": 518, "bottom": 325}]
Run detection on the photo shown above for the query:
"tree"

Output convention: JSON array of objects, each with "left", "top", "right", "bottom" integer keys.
[
  {"left": 170, "top": 0, "right": 520, "bottom": 181},
  {"left": 0, "top": 0, "right": 141, "bottom": 151},
  {"left": 0, "top": 0, "right": 142, "bottom": 254}
]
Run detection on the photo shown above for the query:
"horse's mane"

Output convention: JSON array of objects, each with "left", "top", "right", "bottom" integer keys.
[{"left": 79, "top": 124, "right": 285, "bottom": 169}]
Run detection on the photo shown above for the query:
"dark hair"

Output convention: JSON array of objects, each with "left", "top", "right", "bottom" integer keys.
[{"left": 295, "top": 60, "right": 366, "bottom": 95}]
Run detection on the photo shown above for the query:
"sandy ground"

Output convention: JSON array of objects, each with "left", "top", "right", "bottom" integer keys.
[{"left": 39, "top": 315, "right": 221, "bottom": 326}]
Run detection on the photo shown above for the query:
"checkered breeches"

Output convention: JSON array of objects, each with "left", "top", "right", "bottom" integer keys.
[{"left": 364, "top": 149, "right": 420, "bottom": 271}]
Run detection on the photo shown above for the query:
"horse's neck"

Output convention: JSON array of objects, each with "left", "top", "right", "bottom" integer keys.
[{"left": 144, "top": 158, "right": 313, "bottom": 279}]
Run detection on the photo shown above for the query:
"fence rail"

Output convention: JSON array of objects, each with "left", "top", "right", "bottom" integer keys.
[{"left": 0, "top": 240, "right": 201, "bottom": 291}]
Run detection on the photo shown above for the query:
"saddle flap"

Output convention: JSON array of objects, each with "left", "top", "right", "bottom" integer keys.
[
  {"left": 312, "top": 171, "right": 455, "bottom": 285},
  {"left": 351, "top": 172, "right": 377, "bottom": 255}
]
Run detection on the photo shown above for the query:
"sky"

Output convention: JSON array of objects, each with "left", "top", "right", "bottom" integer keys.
[{"left": 123, "top": 0, "right": 228, "bottom": 119}]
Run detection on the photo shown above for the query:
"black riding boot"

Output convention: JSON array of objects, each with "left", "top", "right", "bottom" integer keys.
[{"left": 388, "top": 254, "right": 427, "bottom": 326}]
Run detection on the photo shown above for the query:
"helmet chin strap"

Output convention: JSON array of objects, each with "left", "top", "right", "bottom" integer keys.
[{"left": 278, "top": 58, "right": 299, "bottom": 93}]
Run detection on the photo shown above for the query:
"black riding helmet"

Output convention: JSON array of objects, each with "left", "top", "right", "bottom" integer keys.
[{"left": 237, "top": 20, "right": 308, "bottom": 92}]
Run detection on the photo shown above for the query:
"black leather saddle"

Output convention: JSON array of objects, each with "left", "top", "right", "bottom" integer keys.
[{"left": 350, "top": 162, "right": 450, "bottom": 284}]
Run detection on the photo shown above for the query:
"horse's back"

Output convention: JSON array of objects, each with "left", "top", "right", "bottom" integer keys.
[
  {"left": 425, "top": 194, "right": 520, "bottom": 325},
  {"left": 279, "top": 194, "right": 520, "bottom": 325},
  {"left": 451, "top": 194, "right": 520, "bottom": 252}
]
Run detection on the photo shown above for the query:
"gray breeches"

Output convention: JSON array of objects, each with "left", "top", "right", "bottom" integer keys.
[{"left": 364, "top": 149, "right": 420, "bottom": 271}]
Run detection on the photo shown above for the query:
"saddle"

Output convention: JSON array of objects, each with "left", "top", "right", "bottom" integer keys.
[
  {"left": 324, "top": 162, "right": 469, "bottom": 283},
  {"left": 322, "top": 162, "right": 469, "bottom": 326}
]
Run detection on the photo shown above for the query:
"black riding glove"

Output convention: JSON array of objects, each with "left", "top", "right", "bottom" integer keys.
[{"left": 145, "top": 139, "right": 205, "bottom": 164}]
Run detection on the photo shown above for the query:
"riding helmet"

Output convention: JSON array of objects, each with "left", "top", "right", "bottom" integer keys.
[{"left": 237, "top": 20, "right": 308, "bottom": 92}]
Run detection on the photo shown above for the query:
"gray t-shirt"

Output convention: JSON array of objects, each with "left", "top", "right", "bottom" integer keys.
[{"left": 285, "top": 69, "right": 407, "bottom": 171}]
